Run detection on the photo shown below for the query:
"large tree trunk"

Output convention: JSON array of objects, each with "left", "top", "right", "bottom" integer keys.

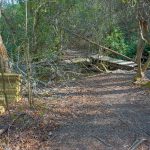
[
  {"left": 134, "top": 19, "right": 150, "bottom": 82},
  {"left": 0, "top": 35, "right": 11, "bottom": 73}
]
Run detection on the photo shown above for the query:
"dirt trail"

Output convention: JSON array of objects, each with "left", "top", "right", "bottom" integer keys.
[
  {"left": 0, "top": 71, "right": 150, "bottom": 150},
  {"left": 46, "top": 72, "right": 150, "bottom": 150}
]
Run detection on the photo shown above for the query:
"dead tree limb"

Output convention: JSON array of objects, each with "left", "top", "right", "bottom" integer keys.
[
  {"left": 0, "top": 113, "right": 27, "bottom": 136},
  {"left": 64, "top": 28, "right": 133, "bottom": 61},
  {"left": 92, "top": 135, "right": 113, "bottom": 147},
  {"left": 128, "top": 138, "right": 148, "bottom": 150}
]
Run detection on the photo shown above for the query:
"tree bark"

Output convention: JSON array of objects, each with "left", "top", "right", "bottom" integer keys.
[
  {"left": 134, "top": 19, "right": 150, "bottom": 81},
  {"left": 0, "top": 35, "right": 11, "bottom": 73},
  {"left": 142, "top": 54, "right": 150, "bottom": 73},
  {"left": 135, "top": 36, "right": 145, "bottom": 80}
]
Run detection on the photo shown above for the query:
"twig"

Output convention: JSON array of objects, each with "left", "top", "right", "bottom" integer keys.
[
  {"left": 128, "top": 138, "right": 148, "bottom": 150},
  {"left": 91, "top": 64, "right": 106, "bottom": 73},
  {"left": 65, "top": 71, "right": 84, "bottom": 75},
  {"left": 116, "top": 111, "right": 150, "bottom": 149},
  {"left": 117, "top": 111, "right": 150, "bottom": 137},
  {"left": 0, "top": 113, "right": 26, "bottom": 136},
  {"left": 101, "top": 62, "right": 110, "bottom": 73},
  {"left": 91, "top": 135, "right": 113, "bottom": 147}
]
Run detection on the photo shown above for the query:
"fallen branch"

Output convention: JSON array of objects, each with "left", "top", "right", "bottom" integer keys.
[
  {"left": 0, "top": 113, "right": 26, "bottom": 136},
  {"left": 91, "top": 64, "right": 106, "bottom": 73},
  {"left": 15, "top": 64, "right": 47, "bottom": 87},
  {"left": 128, "top": 138, "right": 148, "bottom": 150},
  {"left": 91, "top": 135, "right": 113, "bottom": 147},
  {"left": 64, "top": 28, "right": 133, "bottom": 61},
  {"left": 0, "top": 125, "right": 9, "bottom": 135},
  {"left": 65, "top": 71, "right": 84, "bottom": 75}
]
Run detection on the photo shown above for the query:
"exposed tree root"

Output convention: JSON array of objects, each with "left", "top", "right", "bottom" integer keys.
[{"left": 133, "top": 74, "right": 150, "bottom": 86}]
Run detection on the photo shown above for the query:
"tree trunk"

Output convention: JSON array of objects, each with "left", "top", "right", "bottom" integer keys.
[
  {"left": 135, "top": 37, "right": 145, "bottom": 80},
  {"left": 0, "top": 35, "right": 11, "bottom": 73},
  {"left": 134, "top": 19, "right": 150, "bottom": 82},
  {"left": 142, "top": 54, "right": 150, "bottom": 73}
]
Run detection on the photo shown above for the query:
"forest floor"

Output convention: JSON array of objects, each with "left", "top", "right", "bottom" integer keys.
[{"left": 0, "top": 71, "right": 150, "bottom": 150}]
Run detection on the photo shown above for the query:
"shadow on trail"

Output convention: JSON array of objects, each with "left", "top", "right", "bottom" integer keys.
[
  {"left": 55, "top": 87, "right": 146, "bottom": 97},
  {"left": 49, "top": 72, "right": 150, "bottom": 150},
  {"left": 51, "top": 101, "right": 150, "bottom": 150},
  {"left": 0, "top": 72, "right": 150, "bottom": 150}
]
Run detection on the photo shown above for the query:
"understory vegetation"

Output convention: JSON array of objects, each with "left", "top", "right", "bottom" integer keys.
[
  {"left": 1, "top": 0, "right": 149, "bottom": 82},
  {"left": 1, "top": 1, "right": 150, "bottom": 83}
]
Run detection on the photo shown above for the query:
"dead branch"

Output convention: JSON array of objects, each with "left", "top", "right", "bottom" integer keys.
[
  {"left": 91, "top": 64, "right": 106, "bottom": 73},
  {"left": 91, "top": 135, "right": 113, "bottom": 147},
  {"left": 64, "top": 28, "right": 133, "bottom": 61},
  {"left": 128, "top": 138, "right": 148, "bottom": 150},
  {"left": 0, "top": 113, "right": 27, "bottom": 136}
]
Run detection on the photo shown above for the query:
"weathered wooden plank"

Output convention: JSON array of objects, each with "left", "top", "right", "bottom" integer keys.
[
  {"left": 63, "top": 58, "right": 91, "bottom": 64},
  {"left": 90, "top": 55, "right": 137, "bottom": 69}
]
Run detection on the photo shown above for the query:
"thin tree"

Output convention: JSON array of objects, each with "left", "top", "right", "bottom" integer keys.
[{"left": 25, "top": 0, "right": 33, "bottom": 107}]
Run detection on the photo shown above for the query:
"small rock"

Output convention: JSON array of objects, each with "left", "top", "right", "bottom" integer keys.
[{"left": 48, "top": 131, "right": 53, "bottom": 137}]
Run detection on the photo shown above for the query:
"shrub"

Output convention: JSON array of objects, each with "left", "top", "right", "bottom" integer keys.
[{"left": 105, "top": 28, "right": 129, "bottom": 58}]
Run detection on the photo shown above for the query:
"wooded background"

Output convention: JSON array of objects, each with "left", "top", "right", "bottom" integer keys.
[{"left": 0, "top": 0, "right": 150, "bottom": 83}]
